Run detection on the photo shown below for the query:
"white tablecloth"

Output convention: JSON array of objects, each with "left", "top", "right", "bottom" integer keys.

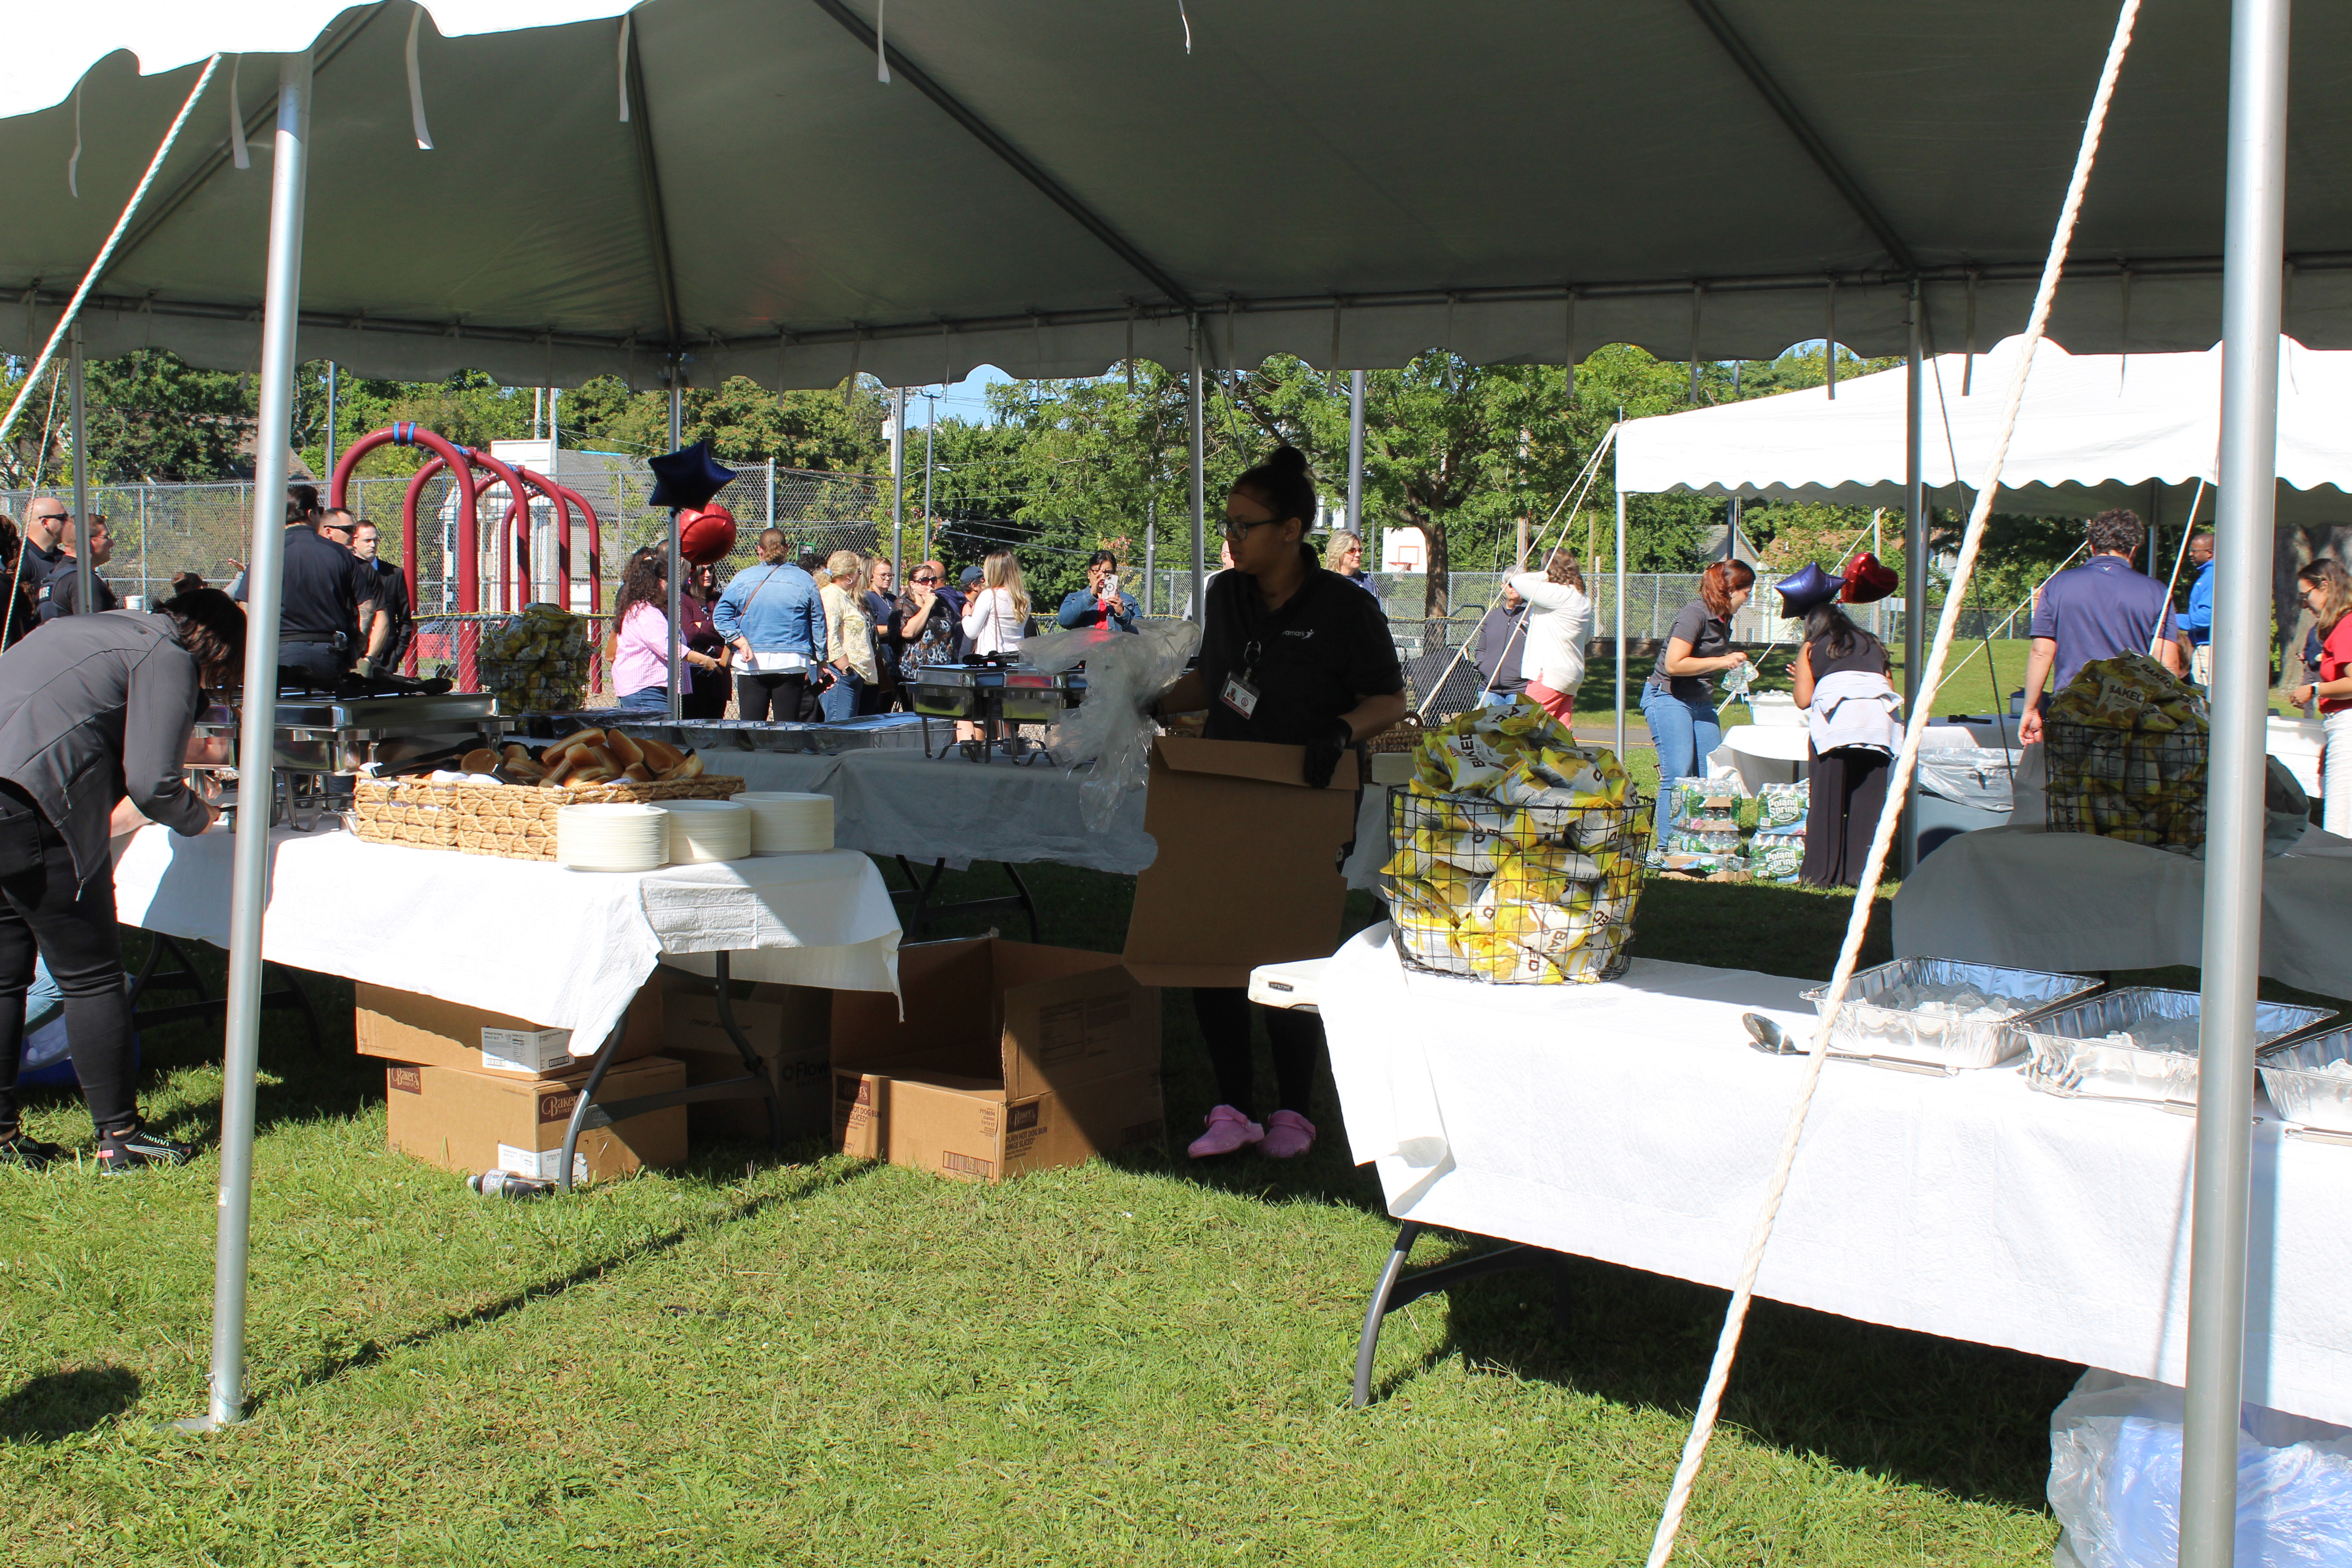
[
  {"left": 1319, "top": 923, "right": 2352, "bottom": 1427},
  {"left": 113, "top": 825, "right": 901, "bottom": 1056},
  {"left": 1893, "top": 823, "right": 2352, "bottom": 997}
]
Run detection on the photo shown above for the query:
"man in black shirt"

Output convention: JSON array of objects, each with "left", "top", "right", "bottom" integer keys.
[
  {"left": 347, "top": 517, "right": 412, "bottom": 671},
  {"left": 274, "top": 497, "right": 379, "bottom": 689},
  {"left": 34, "top": 514, "right": 119, "bottom": 621},
  {"left": 15, "top": 497, "right": 70, "bottom": 592}
]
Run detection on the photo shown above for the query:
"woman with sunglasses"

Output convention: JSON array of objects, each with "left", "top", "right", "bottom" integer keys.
[{"left": 1150, "top": 446, "right": 1407, "bottom": 1161}]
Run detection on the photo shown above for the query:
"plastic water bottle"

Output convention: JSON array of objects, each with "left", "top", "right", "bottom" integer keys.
[{"left": 468, "top": 1171, "right": 553, "bottom": 1199}]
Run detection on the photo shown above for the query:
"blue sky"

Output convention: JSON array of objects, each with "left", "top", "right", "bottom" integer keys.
[{"left": 900, "top": 365, "right": 1014, "bottom": 428}]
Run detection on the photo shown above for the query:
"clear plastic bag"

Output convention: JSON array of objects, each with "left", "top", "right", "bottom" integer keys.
[
  {"left": 1021, "top": 619, "right": 1203, "bottom": 833},
  {"left": 2048, "top": 1369, "right": 2352, "bottom": 1568}
]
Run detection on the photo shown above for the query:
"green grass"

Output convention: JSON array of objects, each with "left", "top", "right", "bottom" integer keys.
[{"left": 1, "top": 874, "right": 2151, "bottom": 1566}]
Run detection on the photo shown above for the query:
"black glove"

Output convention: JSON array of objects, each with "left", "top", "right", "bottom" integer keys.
[{"left": 1303, "top": 718, "right": 1352, "bottom": 790}]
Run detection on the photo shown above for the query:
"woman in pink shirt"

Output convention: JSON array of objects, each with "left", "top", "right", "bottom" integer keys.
[
  {"left": 612, "top": 549, "right": 721, "bottom": 710},
  {"left": 2290, "top": 560, "right": 2352, "bottom": 835}
]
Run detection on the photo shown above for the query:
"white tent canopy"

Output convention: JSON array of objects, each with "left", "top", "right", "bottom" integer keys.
[
  {"left": 7, "top": 1, "right": 2352, "bottom": 389},
  {"left": 1617, "top": 333, "right": 2352, "bottom": 525}
]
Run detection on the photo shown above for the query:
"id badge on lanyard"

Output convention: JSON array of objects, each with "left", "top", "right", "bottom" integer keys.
[{"left": 1220, "top": 637, "right": 1264, "bottom": 720}]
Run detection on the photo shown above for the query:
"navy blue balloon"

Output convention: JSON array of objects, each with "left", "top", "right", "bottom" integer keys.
[{"left": 648, "top": 439, "right": 737, "bottom": 511}]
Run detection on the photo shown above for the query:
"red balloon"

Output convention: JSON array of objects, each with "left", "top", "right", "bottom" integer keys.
[{"left": 679, "top": 503, "right": 738, "bottom": 565}]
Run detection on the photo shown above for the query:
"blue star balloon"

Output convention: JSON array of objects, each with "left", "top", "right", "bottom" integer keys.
[
  {"left": 647, "top": 439, "right": 737, "bottom": 511},
  {"left": 1774, "top": 561, "right": 1843, "bottom": 620}
]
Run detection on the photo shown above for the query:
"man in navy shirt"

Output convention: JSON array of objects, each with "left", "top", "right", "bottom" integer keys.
[{"left": 2018, "top": 509, "right": 2184, "bottom": 745}]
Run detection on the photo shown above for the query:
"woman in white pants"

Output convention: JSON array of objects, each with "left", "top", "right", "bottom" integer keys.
[
  {"left": 2290, "top": 560, "right": 2352, "bottom": 835},
  {"left": 1504, "top": 548, "right": 1594, "bottom": 727}
]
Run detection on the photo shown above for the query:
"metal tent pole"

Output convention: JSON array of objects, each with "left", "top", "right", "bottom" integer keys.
[
  {"left": 2181, "top": 0, "right": 2291, "bottom": 1560},
  {"left": 1346, "top": 369, "right": 1367, "bottom": 537},
  {"left": 1901, "top": 281, "right": 1926, "bottom": 874},
  {"left": 1614, "top": 481, "right": 1627, "bottom": 758},
  {"left": 889, "top": 387, "right": 906, "bottom": 583},
  {"left": 1144, "top": 500, "right": 1156, "bottom": 614},
  {"left": 323, "top": 362, "right": 337, "bottom": 480},
  {"left": 1189, "top": 319, "right": 1206, "bottom": 623},
  {"left": 666, "top": 380, "right": 683, "bottom": 721},
  {"left": 185, "top": 49, "right": 312, "bottom": 1433},
  {"left": 69, "top": 321, "right": 92, "bottom": 615},
  {"left": 921, "top": 404, "right": 935, "bottom": 562}
]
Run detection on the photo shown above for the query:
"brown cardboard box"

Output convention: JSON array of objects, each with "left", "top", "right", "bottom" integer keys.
[
  {"left": 384, "top": 1056, "right": 687, "bottom": 1183},
  {"left": 356, "top": 979, "right": 665, "bottom": 1077},
  {"left": 831, "top": 937, "right": 1163, "bottom": 1181},
  {"left": 662, "top": 974, "right": 833, "bottom": 1141},
  {"left": 1122, "top": 736, "right": 1361, "bottom": 988}
]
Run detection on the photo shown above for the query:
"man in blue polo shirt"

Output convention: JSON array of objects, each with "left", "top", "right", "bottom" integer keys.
[
  {"left": 2018, "top": 508, "right": 2185, "bottom": 745},
  {"left": 2176, "top": 528, "right": 2216, "bottom": 686}
]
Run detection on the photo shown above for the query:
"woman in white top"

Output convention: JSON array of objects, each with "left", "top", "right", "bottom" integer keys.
[
  {"left": 960, "top": 549, "right": 1030, "bottom": 657},
  {"left": 818, "top": 550, "right": 878, "bottom": 721},
  {"left": 1504, "top": 548, "right": 1594, "bottom": 726}
]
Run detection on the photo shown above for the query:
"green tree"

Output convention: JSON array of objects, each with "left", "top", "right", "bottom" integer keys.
[{"left": 559, "top": 374, "right": 890, "bottom": 472}]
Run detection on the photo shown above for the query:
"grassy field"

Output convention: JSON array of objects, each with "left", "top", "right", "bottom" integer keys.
[{"left": 10, "top": 854, "right": 2328, "bottom": 1566}]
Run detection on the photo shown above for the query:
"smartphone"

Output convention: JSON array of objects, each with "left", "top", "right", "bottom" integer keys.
[{"left": 1102, "top": 573, "right": 1120, "bottom": 600}]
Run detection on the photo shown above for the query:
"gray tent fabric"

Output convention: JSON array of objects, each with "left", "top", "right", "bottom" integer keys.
[{"left": 4, "top": 1, "right": 2352, "bottom": 389}]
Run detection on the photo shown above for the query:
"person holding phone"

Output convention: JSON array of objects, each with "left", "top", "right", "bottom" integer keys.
[{"left": 1056, "top": 550, "right": 1140, "bottom": 632}]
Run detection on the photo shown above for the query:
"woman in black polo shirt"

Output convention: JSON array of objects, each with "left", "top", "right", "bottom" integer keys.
[{"left": 1153, "top": 446, "right": 1407, "bottom": 1160}]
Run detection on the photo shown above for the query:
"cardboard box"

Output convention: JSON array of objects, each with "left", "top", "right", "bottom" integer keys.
[
  {"left": 1122, "top": 737, "right": 1362, "bottom": 987},
  {"left": 831, "top": 937, "right": 1163, "bottom": 1181},
  {"left": 356, "top": 979, "right": 665, "bottom": 1077},
  {"left": 662, "top": 973, "right": 833, "bottom": 1142},
  {"left": 385, "top": 1056, "right": 687, "bottom": 1183}
]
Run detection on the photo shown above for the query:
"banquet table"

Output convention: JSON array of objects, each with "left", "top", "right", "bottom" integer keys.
[
  {"left": 113, "top": 823, "right": 902, "bottom": 1057},
  {"left": 1317, "top": 922, "right": 2352, "bottom": 1426},
  {"left": 1891, "top": 822, "right": 2352, "bottom": 998}
]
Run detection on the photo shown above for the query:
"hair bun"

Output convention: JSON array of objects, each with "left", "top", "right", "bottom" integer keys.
[{"left": 1269, "top": 445, "right": 1308, "bottom": 475}]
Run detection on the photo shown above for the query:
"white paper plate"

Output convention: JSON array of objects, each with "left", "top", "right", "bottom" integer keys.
[
  {"left": 731, "top": 790, "right": 835, "bottom": 853},
  {"left": 556, "top": 804, "right": 670, "bottom": 872},
  {"left": 657, "top": 799, "right": 753, "bottom": 862}
]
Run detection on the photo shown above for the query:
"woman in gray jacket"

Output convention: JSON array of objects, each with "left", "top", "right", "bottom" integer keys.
[{"left": 0, "top": 589, "right": 243, "bottom": 1171}]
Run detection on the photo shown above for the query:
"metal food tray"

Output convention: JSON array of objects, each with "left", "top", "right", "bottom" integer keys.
[
  {"left": 2018, "top": 988, "right": 2336, "bottom": 1112},
  {"left": 2257, "top": 1024, "right": 2352, "bottom": 1141},
  {"left": 1798, "top": 958, "right": 2102, "bottom": 1074}
]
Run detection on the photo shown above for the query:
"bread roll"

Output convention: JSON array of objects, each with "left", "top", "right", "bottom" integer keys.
[
  {"left": 544, "top": 754, "right": 580, "bottom": 786},
  {"left": 461, "top": 748, "right": 500, "bottom": 774},
  {"left": 568, "top": 763, "right": 617, "bottom": 785},
  {"left": 638, "top": 737, "right": 683, "bottom": 770},
  {"left": 504, "top": 758, "right": 546, "bottom": 780},
  {"left": 621, "top": 762, "right": 654, "bottom": 782},
  {"left": 607, "top": 731, "right": 645, "bottom": 767},
  {"left": 659, "top": 753, "right": 704, "bottom": 781},
  {"left": 502, "top": 743, "right": 530, "bottom": 762}
]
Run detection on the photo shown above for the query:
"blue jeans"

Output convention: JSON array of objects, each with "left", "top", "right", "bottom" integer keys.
[
  {"left": 1480, "top": 688, "right": 1521, "bottom": 711},
  {"left": 818, "top": 670, "right": 866, "bottom": 722},
  {"left": 617, "top": 687, "right": 669, "bottom": 711},
  {"left": 1641, "top": 683, "right": 1722, "bottom": 784}
]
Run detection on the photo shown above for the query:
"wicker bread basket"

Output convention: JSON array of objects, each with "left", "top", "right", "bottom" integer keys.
[{"left": 353, "top": 775, "right": 746, "bottom": 861}]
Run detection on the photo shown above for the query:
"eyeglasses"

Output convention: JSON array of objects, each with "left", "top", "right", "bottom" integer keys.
[{"left": 1220, "top": 516, "right": 1279, "bottom": 544}]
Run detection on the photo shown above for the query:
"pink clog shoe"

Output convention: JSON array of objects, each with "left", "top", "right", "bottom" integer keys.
[
  {"left": 1186, "top": 1105, "right": 1264, "bottom": 1158},
  {"left": 1259, "top": 1109, "right": 1317, "bottom": 1160}
]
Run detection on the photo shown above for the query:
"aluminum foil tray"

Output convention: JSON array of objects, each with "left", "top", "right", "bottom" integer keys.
[
  {"left": 2018, "top": 988, "right": 2336, "bottom": 1110},
  {"left": 676, "top": 720, "right": 755, "bottom": 752},
  {"left": 2257, "top": 1025, "right": 2352, "bottom": 1137},
  {"left": 1798, "top": 958, "right": 2102, "bottom": 1074}
]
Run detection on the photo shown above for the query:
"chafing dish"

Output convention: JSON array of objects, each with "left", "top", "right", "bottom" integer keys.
[
  {"left": 1797, "top": 958, "right": 2102, "bottom": 1074},
  {"left": 909, "top": 662, "right": 1002, "bottom": 719},
  {"left": 2257, "top": 1024, "right": 2352, "bottom": 1140},
  {"left": 2018, "top": 987, "right": 2336, "bottom": 1111},
  {"left": 191, "top": 689, "right": 509, "bottom": 831}
]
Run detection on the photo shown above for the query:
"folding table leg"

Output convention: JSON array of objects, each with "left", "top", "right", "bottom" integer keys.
[
  {"left": 1352, "top": 1221, "right": 1425, "bottom": 1407},
  {"left": 556, "top": 1020, "right": 627, "bottom": 1195},
  {"left": 1350, "top": 1220, "right": 1548, "bottom": 1407}
]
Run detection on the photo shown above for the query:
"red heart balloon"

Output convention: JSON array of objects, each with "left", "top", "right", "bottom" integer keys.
[{"left": 679, "top": 503, "right": 738, "bottom": 565}]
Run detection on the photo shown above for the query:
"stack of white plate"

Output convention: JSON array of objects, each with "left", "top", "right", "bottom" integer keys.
[
  {"left": 658, "top": 799, "right": 753, "bottom": 862},
  {"left": 732, "top": 791, "right": 835, "bottom": 853},
  {"left": 556, "top": 804, "right": 670, "bottom": 872}
]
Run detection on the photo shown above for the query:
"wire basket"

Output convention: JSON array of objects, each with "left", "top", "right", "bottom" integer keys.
[
  {"left": 2043, "top": 718, "right": 2210, "bottom": 857},
  {"left": 1378, "top": 784, "right": 1651, "bottom": 985}
]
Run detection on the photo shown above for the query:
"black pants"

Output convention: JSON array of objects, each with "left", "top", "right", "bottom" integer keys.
[
  {"left": 1191, "top": 987, "right": 1324, "bottom": 1120},
  {"left": 1801, "top": 745, "right": 1892, "bottom": 888},
  {"left": 276, "top": 639, "right": 348, "bottom": 691},
  {"left": 735, "top": 672, "right": 807, "bottom": 722},
  {"left": 0, "top": 798, "right": 135, "bottom": 1134}
]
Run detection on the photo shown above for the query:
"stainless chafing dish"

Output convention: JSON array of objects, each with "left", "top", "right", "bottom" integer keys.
[
  {"left": 907, "top": 661, "right": 1088, "bottom": 763},
  {"left": 2259, "top": 1024, "right": 2352, "bottom": 1142},
  {"left": 1797, "top": 958, "right": 2103, "bottom": 1074},
  {"left": 191, "top": 690, "right": 510, "bottom": 830},
  {"left": 2018, "top": 987, "right": 2337, "bottom": 1111}
]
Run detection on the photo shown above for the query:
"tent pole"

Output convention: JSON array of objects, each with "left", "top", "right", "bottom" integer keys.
[
  {"left": 2182, "top": 0, "right": 2290, "bottom": 1561},
  {"left": 889, "top": 387, "right": 906, "bottom": 585},
  {"left": 1144, "top": 500, "right": 1156, "bottom": 614},
  {"left": 1346, "top": 369, "right": 1367, "bottom": 538},
  {"left": 1901, "top": 279, "right": 1926, "bottom": 874},
  {"left": 185, "top": 49, "right": 312, "bottom": 1435},
  {"left": 69, "top": 321, "right": 92, "bottom": 617},
  {"left": 666, "top": 379, "right": 683, "bottom": 721},
  {"left": 1189, "top": 319, "right": 1206, "bottom": 623},
  {"left": 921, "top": 405, "right": 935, "bottom": 562},
  {"left": 324, "top": 362, "right": 338, "bottom": 480},
  {"left": 1614, "top": 480, "right": 1627, "bottom": 759}
]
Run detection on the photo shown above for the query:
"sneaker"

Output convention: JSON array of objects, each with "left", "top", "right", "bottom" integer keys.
[
  {"left": 1260, "top": 1109, "right": 1318, "bottom": 1160},
  {"left": 0, "top": 1129, "right": 66, "bottom": 1171},
  {"left": 94, "top": 1123, "right": 199, "bottom": 1173},
  {"left": 1185, "top": 1105, "right": 1264, "bottom": 1159}
]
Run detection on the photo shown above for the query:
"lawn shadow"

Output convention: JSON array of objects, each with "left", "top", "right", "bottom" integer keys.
[
  {"left": 1363, "top": 1240, "right": 2078, "bottom": 1514},
  {"left": 0, "top": 1365, "right": 142, "bottom": 1444},
  {"left": 252, "top": 1156, "right": 879, "bottom": 1415}
]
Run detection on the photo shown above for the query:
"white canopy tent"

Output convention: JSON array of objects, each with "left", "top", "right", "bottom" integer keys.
[
  {"left": 0, "top": 7, "right": 2317, "bottom": 1561},
  {"left": 1618, "top": 333, "right": 2352, "bottom": 524}
]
